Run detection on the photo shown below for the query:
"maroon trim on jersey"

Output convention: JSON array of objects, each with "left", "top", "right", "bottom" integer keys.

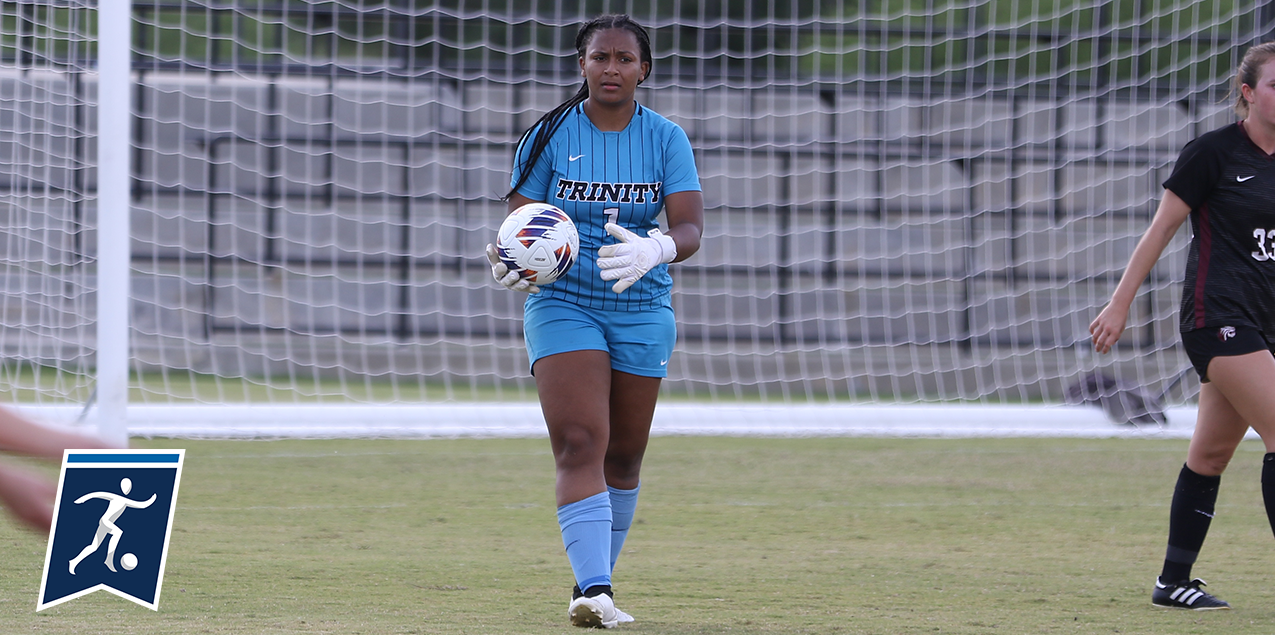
[
  {"left": 1194, "top": 202, "right": 1213, "bottom": 329},
  {"left": 1238, "top": 121, "right": 1275, "bottom": 159}
]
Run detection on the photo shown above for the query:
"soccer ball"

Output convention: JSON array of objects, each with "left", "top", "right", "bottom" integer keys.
[{"left": 495, "top": 203, "right": 579, "bottom": 285}]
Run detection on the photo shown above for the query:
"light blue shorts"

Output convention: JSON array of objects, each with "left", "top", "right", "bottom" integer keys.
[{"left": 523, "top": 296, "right": 676, "bottom": 378}]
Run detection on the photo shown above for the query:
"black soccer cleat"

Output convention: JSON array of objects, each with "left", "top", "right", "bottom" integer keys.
[{"left": 1152, "top": 577, "right": 1231, "bottom": 610}]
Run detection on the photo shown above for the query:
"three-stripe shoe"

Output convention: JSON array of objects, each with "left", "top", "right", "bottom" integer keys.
[{"left": 1152, "top": 577, "right": 1231, "bottom": 610}]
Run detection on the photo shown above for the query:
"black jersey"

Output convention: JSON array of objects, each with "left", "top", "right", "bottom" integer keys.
[{"left": 1164, "top": 122, "right": 1275, "bottom": 339}]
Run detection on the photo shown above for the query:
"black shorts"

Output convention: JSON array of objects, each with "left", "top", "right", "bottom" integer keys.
[{"left": 1181, "top": 325, "right": 1275, "bottom": 382}]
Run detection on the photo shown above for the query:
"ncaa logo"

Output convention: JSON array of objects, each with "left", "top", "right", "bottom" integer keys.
[
  {"left": 37, "top": 450, "right": 185, "bottom": 611},
  {"left": 1218, "top": 326, "right": 1237, "bottom": 342}
]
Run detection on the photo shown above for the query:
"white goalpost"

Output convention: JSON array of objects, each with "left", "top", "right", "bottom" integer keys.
[
  {"left": 0, "top": 1, "right": 1269, "bottom": 437},
  {"left": 96, "top": 0, "right": 132, "bottom": 446}
]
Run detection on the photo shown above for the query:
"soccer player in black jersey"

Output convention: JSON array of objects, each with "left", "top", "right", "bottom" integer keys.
[{"left": 1090, "top": 42, "right": 1275, "bottom": 611}]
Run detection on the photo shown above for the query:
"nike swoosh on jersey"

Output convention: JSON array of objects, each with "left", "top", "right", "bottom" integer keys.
[
  {"left": 569, "top": 154, "right": 586, "bottom": 162},
  {"left": 1238, "top": 175, "right": 1256, "bottom": 182}
]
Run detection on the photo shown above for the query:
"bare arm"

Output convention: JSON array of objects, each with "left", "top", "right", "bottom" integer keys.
[
  {"left": 0, "top": 406, "right": 120, "bottom": 459},
  {"left": 0, "top": 463, "right": 57, "bottom": 532},
  {"left": 662, "top": 190, "right": 704, "bottom": 263},
  {"left": 506, "top": 192, "right": 536, "bottom": 214},
  {"left": 1089, "top": 189, "right": 1192, "bottom": 354},
  {"left": 0, "top": 407, "right": 118, "bottom": 532}
]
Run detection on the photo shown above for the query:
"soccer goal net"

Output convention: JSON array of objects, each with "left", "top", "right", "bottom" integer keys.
[{"left": 0, "top": 1, "right": 1268, "bottom": 437}]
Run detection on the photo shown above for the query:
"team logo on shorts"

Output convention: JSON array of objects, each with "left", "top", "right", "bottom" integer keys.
[
  {"left": 38, "top": 450, "right": 185, "bottom": 611},
  {"left": 1218, "top": 326, "right": 1237, "bottom": 342}
]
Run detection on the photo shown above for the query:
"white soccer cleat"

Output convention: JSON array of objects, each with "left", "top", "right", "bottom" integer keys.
[
  {"left": 613, "top": 606, "right": 635, "bottom": 624},
  {"left": 568, "top": 593, "right": 619, "bottom": 629}
]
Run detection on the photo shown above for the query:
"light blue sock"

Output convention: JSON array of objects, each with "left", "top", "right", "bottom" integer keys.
[
  {"left": 608, "top": 484, "right": 640, "bottom": 573},
  {"left": 557, "top": 491, "right": 612, "bottom": 592}
]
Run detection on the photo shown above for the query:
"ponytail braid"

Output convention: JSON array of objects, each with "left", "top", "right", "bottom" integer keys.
[{"left": 503, "top": 15, "right": 653, "bottom": 202}]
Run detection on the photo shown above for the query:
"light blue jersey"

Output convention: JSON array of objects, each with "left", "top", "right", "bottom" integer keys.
[{"left": 511, "top": 102, "right": 700, "bottom": 311}]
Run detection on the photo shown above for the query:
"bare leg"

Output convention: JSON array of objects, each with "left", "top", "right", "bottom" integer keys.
[
  {"left": 604, "top": 370, "right": 660, "bottom": 490},
  {"left": 535, "top": 350, "right": 613, "bottom": 506},
  {"left": 1207, "top": 351, "right": 1275, "bottom": 543},
  {"left": 1204, "top": 352, "right": 1275, "bottom": 451},
  {"left": 603, "top": 370, "right": 661, "bottom": 575},
  {"left": 1156, "top": 351, "right": 1275, "bottom": 601},
  {"left": 1185, "top": 381, "right": 1250, "bottom": 476},
  {"left": 536, "top": 350, "right": 618, "bottom": 598}
]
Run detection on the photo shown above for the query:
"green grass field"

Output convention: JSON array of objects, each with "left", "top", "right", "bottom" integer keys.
[{"left": 1, "top": 436, "right": 1274, "bottom": 634}]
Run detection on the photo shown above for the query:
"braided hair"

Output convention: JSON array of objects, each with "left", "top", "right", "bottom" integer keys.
[{"left": 503, "top": 14, "right": 653, "bottom": 202}]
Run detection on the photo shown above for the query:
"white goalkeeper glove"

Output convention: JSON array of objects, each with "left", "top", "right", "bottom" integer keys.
[
  {"left": 596, "top": 222, "right": 677, "bottom": 294},
  {"left": 485, "top": 244, "right": 540, "bottom": 294}
]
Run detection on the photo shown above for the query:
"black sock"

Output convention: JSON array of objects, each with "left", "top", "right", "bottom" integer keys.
[
  {"left": 582, "top": 584, "right": 612, "bottom": 598},
  {"left": 1262, "top": 454, "right": 1275, "bottom": 540},
  {"left": 1160, "top": 463, "right": 1220, "bottom": 584}
]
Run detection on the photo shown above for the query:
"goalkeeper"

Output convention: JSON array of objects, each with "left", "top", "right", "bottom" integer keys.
[{"left": 485, "top": 13, "right": 703, "bottom": 630}]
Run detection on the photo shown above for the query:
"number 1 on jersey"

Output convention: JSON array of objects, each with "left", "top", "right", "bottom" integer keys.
[{"left": 604, "top": 208, "right": 619, "bottom": 227}]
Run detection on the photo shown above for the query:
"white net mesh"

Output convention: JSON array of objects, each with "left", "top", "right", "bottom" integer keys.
[
  {"left": 0, "top": 2, "right": 95, "bottom": 411},
  {"left": 3, "top": 2, "right": 1272, "bottom": 432}
]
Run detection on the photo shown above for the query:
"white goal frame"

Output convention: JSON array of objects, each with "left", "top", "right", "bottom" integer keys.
[{"left": 2, "top": 2, "right": 1268, "bottom": 439}]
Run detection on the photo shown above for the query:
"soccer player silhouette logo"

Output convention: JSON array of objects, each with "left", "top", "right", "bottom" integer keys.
[
  {"left": 67, "top": 477, "right": 157, "bottom": 575},
  {"left": 39, "top": 450, "right": 184, "bottom": 611}
]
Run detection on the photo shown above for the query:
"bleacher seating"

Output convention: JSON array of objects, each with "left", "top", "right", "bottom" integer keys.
[{"left": 0, "top": 70, "right": 1214, "bottom": 352}]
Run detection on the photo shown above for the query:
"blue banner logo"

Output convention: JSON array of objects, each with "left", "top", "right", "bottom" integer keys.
[{"left": 38, "top": 450, "right": 185, "bottom": 611}]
